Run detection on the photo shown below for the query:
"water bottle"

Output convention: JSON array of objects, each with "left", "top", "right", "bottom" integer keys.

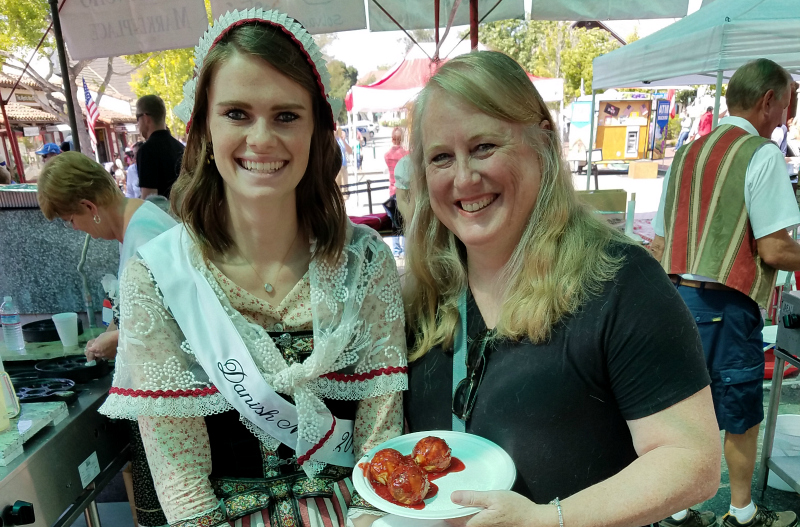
[{"left": 1, "top": 296, "right": 25, "bottom": 352}]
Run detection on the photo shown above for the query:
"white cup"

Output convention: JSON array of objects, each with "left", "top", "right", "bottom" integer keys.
[{"left": 52, "top": 312, "right": 79, "bottom": 348}]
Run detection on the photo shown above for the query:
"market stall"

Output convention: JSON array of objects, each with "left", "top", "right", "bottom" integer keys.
[{"left": 582, "top": 0, "right": 800, "bottom": 189}]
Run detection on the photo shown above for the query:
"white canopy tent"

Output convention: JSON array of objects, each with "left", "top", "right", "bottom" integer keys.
[
  {"left": 581, "top": 0, "right": 800, "bottom": 189},
  {"left": 593, "top": 0, "right": 800, "bottom": 90}
]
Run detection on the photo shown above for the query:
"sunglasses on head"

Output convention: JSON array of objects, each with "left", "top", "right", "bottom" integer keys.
[{"left": 452, "top": 329, "right": 492, "bottom": 422}]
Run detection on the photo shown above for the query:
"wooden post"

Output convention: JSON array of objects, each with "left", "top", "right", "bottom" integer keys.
[
  {"left": 434, "top": 0, "right": 440, "bottom": 47},
  {"left": 469, "top": 0, "right": 478, "bottom": 50},
  {"left": 0, "top": 99, "right": 25, "bottom": 182}
]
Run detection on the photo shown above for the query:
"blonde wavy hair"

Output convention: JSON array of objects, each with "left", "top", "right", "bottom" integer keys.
[
  {"left": 405, "top": 51, "right": 630, "bottom": 360},
  {"left": 37, "top": 151, "right": 122, "bottom": 220}
]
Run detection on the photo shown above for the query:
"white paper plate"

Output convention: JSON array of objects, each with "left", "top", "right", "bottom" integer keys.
[{"left": 351, "top": 430, "right": 516, "bottom": 519}]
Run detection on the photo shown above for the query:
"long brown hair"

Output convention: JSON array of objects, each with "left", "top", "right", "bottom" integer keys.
[{"left": 170, "top": 22, "right": 347, "bottom": 262}]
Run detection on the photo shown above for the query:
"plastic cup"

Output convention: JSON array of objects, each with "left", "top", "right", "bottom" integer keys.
[{"left": 52, "top": 312, "right": 79, "bottom": 348}]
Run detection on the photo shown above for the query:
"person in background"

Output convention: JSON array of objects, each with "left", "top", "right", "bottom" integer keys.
[
  {"left": 35, "top": 143, "right": 61, "bottom": 162},
  {"left": 384, "top": 127, "right": 409, "bottom": 257},
  {"left": 335, "top": 128, "right": 352, "bottom": 189},
  {"left": 405, "top": 50, "right": 719, "bottom": 527},
  {"left": 698, "top": 106, "right": 714, "bottom": 137},
  {"left": 384, "top": 127, "right": 408, "bottom": 197},
  {"left": 772, "top": 121, "right": 789, "bottom": 155},
  {"left": 0, "top": 161, "right": 10, "bottom": 185},
  {"left": 676, "top": 111, "right": 693, "bottom": 151},
  {"left": 135, "top": 94, "right": 185, "bottom": 199},
  {"left": 355, "top": 130, "right": 364, "bottom": 169},
  {"left": 393, "top": 154, "right": 414, "bottom": 229},
  {"left": 37, "top": 150, "right": 176, "bottom": 527},
  {"left": 652, "top": 58, "right": 800, "bottom": 527},
  {"left": 125, "top": 141, "right": 143, "bottom": 198},
  {"left": 113, "top": 158, "right": 126, "bottom": 190}
]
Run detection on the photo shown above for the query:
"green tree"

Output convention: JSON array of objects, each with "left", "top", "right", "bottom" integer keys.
[
  {"left": 327, "top": 60, "right": 358, "bottom": 123},
  {"left": 560, "top": 27, "right": 621, "bottom": 100},
  {"left": 125, "top": 0, "right": 213, "bottom": 135},
  {"left": 127, "top": 49, "right": 195, "bottom": 136},
  {"left": 0, "top": 0, "right": 174, "bottom": 156},
  {"left": 478, "top": 20, "right": 620, "bottom": 104}
]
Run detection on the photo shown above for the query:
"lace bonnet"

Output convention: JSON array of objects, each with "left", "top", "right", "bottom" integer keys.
[{"left": 174, "top": 8, "right": 339, "bottom": 131}]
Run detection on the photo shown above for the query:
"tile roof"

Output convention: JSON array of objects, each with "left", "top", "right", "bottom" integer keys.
[
  {"left": 0, "top": 72, "right": 41, "bottom": 90},
  {"left": 0, "top": 103, "right": 59, "bottom": 123}
]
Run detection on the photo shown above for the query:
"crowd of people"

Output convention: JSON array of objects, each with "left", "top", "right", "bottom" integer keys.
[{"left": 20, "top": 8, "right": 800, "bottom": 527}]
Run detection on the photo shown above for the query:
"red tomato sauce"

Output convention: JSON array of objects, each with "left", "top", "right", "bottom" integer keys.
[
  {"left": 365, "top": 457, "right": 464, "bottom": 510},
  {"left": 428, "top": 457, "right": 465, "bottom": 481}
]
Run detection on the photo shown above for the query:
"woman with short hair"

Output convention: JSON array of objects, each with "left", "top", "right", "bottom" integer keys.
[
  {"left": 37, "top": 150, "right": 176, "bottom": 527},
  {"left": 98, "top": 10, "right": 407, "bottom": 527},
  {"left": 404, "top": 51, "right": 721, "bottom": 527}
]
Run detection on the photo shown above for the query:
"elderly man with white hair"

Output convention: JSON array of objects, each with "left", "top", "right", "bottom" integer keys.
[{"left": 653, "top": 58, "right": 800, "bottom": 527}]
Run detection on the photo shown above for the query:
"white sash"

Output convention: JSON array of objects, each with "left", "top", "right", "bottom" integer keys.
[{"left": 138, "top": 227, "right": 355, "bottom": 468}]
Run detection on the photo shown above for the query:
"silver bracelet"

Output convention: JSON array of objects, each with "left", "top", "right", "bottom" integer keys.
[{"left": 549, "top": 498, "right": 564, "bottom": 527}]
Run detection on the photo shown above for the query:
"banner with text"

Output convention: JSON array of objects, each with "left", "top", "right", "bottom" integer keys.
[
  {"left": 210, "top": 0, "right": 366, "bottom": 34},
  {"left": 61, "top": 0, "right": 209, "bottom": 61}
]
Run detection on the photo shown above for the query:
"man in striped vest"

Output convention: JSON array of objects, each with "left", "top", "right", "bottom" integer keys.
[{"left": 652, "top": 59, "right": 800, "bottom": 527}]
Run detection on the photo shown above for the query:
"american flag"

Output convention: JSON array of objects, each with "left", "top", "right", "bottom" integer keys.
[{"left": 82, "top": 77, "right": 99, "bottom": 153}]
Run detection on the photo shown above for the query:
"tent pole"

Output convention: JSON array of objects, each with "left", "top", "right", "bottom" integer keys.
[
  {"left": 469, "top": 0, "right": 478, "bottom": 50},
  {"left": 712, "top": 69, "right": 723, "bottom": 129},
  {"left": 49, "top": 0, "right": 81, "bottom": 154},
  {"left": 434, "top": 0, "right": 440, "bottom": 46},
  {"left": 586, "top": 90, "right": 597, "bottom": 190}
]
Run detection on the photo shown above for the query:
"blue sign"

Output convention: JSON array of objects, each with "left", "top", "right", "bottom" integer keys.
[{"left": 656, "top": 100, "right": 671, "bottom": 128}]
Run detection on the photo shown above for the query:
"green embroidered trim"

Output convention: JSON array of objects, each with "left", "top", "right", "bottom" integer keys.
[
  {"left": 223, "top": 491, "right": 271, "bottom": 518},
  {"left": 170, "top": 505, "right": 226, "bottom": 527}
]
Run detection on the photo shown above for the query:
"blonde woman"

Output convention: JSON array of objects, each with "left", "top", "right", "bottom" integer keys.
[
  {"left": 37, "top": 151, "right": 177, "bottom": 362},
  {"left": 38, "top": 151, "right": 176, "bottom": 527},
  {"left": 404, "top": 51, "right": 720, "bottom": 527}
]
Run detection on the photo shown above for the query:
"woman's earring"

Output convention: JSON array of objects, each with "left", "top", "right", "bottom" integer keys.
[
  {"left": 93, "top": 215, "right": 101, "bottom": 224},
  {"left": 206, "top": 145, "right": 215, "bottom": 165}
]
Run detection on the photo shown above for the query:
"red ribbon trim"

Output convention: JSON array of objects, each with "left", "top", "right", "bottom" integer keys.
[
  {"left": 297, "top": 416, "right": 337, "bottom": 465},
  {"left": 108, "top": 386, "right": 220, "bottom": 398},
  {"left": 320, "top": 366, "right": 407, "bottom": 383}
]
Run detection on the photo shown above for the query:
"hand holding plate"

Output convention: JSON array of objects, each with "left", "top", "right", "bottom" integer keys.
[{"left": 450, "top": 490, "right": 548, "bottom": 527}]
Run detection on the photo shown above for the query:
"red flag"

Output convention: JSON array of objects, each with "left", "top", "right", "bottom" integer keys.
[
  {"left": 667, "top": 89, "right": 677, "bottom": 118},
  {"left": 82, "top": 77, "right": 100, "bottom": 153}
]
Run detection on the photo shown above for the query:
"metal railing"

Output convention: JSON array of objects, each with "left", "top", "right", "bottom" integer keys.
[{"left": 341, "top": 178, "right": 390, "bottom": 214}]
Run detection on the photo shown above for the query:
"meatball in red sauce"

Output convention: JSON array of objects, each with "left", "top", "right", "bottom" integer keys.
[
  {"left": 369, "top": 448, "right": 405, "bottom": 485},
  {"left": 412, "top": 436, "right": 452, "bottom": 473},
  {"left": 389, "top": 463, "right": 430, "bottom": 505}
]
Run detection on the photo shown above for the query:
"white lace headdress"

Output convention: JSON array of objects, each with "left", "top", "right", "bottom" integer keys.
[{"left": 174, "top": 8, "right": 339, "bottom": 130}]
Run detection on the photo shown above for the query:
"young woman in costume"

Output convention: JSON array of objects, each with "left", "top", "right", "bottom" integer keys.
[{"left": 99, "top": 10, "right": 407, "bottom": 527}]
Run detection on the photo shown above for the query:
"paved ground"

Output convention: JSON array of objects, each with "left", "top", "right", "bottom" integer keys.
[{"left": 693, "top": 377, "right": 800, "bottom": 518}]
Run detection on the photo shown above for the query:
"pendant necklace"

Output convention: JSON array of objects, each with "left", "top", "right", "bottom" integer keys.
[{"left": 243, "top": 230, "right": 299, "bottom": 294}]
